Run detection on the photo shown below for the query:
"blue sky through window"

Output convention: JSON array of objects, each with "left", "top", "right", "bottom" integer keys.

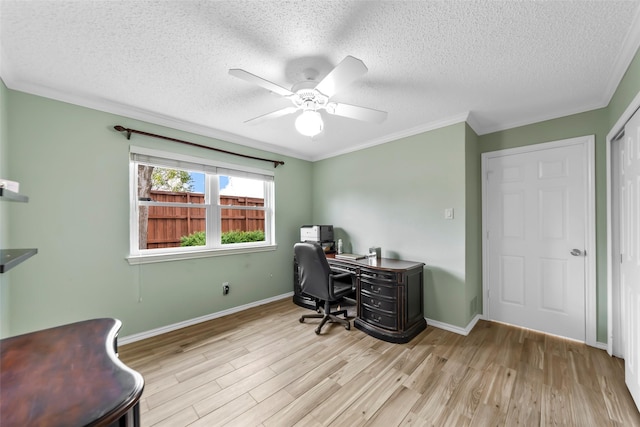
[
  {"left": 190, "top": 173, "right": 229, "bottom": 193},
  {"left": 190, "top": 173, "right": 263, "bottom": 198}
]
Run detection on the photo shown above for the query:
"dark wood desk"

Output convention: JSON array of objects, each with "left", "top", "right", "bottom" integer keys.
[
  {"left": 294, "top": 254, "right": 426, "bottom": 343},
  {"left": 0, "top": 318, "right": 144, "bottom": 427}
]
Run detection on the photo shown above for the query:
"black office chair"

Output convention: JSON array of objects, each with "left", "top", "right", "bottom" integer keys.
[{"left": 294, "top": 242, "right": 354, "bottom": 335}]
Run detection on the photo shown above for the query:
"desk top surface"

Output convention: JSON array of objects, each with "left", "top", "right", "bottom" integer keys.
[
  {"left": 327, "top": 254, "right": 425, "bottom": 272},
  {"left": 0, "top": 318, "right": 144, "bottom": 427}
]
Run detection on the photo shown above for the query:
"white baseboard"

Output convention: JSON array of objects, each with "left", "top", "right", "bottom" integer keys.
[
  {"left": 118, "top": 292, "right": 293, "bottom": 345},
  {"left": 426, "top": 314, "right": 483, "bottom": 336},
  {"left": 120, "top": 303, "right": 603, "bottom": 350}
]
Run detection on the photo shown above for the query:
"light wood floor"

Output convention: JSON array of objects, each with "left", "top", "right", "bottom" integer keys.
[{"left": 119, "top": 298, "right": 640, "bottom": 426}]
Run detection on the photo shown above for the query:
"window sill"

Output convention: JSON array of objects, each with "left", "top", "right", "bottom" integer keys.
[{"left": 126, "top": 244, "right": 277, "bottom": 265}]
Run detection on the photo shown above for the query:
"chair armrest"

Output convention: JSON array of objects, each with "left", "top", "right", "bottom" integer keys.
[
  {"left": 328, "top": 271, "right": 355, "bottom": 300},
  {"left": 330, "top": 272, "right": 352, "bottom": 281}
]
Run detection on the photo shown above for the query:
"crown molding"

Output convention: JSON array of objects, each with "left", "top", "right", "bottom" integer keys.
[
  {"left": 473, "top": 99, "right": 608, "bottom": 136},
  {"left": 311, "top": 112, "right": 472, "bottom": 161},
  {"left": 464, "top": 112, "right": 483, "bottom": 136},
  {"left": 1, "top": 76, "right": 315, "bottom": 162},
  {"left": 4, "top": 73, "right": 477, "bottom": 162},
  {"left": 601, "top": 4, "right": 640, "bottom": 107}
]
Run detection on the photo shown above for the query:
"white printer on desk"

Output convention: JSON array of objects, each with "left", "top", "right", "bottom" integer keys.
[{"left": 300, "top": 225, "right": 334, "bottom": 243}]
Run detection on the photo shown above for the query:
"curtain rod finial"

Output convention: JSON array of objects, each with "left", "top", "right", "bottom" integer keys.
[{"left": 114, "top": 125, "right": 132, "bottom": 140}]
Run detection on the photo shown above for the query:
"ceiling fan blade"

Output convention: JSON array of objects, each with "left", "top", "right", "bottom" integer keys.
[
  {"left": 244, "top": 106, "right": 298, "bottom": 124},
  {"left": 229, "top": 69, "right": 294, "bottom": 97},
  {"left": 314, "top": 56, "right": 368, "bottom": 98},
  {"left": 326, "top": 102, "right": 388, "bottom": 123}
]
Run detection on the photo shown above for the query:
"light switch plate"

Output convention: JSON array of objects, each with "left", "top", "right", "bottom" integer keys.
[{"left": 445, "top": 208, "right": 454, "bottom": 219}]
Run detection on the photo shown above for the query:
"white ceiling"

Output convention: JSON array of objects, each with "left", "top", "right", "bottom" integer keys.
[{"left": 1, "top": 1, "right": 640, "bottom": 161}]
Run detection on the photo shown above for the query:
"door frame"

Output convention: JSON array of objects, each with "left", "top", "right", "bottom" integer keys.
[
  {"left": 481, "top": 135, "right": 597, "bottom": 347},
  {"left": 607, "top": 90, "right": 640, "bottom": 357}
]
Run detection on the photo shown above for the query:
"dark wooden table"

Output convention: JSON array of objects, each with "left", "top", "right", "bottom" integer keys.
[{"left": 0, "top": 318, "right": 144, "bottom": 426}]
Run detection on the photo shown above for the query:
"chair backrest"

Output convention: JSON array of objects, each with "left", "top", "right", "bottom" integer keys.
[{"left": 294, "top": 242, "right": 332, "bottom": 301}]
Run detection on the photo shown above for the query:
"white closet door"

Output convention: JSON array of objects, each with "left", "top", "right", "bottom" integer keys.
[{"left": 621, "top": 109, "right": 640, "bottom": 410}]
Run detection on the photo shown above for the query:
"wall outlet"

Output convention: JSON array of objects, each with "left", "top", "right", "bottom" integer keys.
[{"left": 222, "top": 282, "right": 230, "bottom": 295}]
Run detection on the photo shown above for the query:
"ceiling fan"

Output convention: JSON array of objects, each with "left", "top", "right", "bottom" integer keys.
[{"left": 229, "top": 56, "right": 388, "bottom": 137}]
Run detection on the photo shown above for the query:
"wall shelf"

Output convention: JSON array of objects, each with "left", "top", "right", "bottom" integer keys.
[
  {"left": 0, "top": 188, "right": 29, "bottom": 203},
  {"left": 1, "top": 249, "right": 38, "bottom": 273},
  {"left": 1, "top": 188, "right": 37, "bottom": 272}
]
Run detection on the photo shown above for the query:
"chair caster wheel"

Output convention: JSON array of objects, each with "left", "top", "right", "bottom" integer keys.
[
  {"left": 345, "top": 324, "right": 351, "bottom": 330},
  {"left": 315, "top": 328, "right": 321, "bottom": 335},
  {"left": 299, "top": 317, "right": 304, "bottom": 323}
]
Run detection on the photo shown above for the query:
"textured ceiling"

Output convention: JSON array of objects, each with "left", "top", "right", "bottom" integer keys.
[{"left": 1, "top": 0, "right": 640, "bottom": 161}]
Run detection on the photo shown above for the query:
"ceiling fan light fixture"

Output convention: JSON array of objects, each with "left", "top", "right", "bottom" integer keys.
[
  {"left": 230, "top": 56, "right": 387, "bottom": 133},
  {"left": 295, "top": 110, "right": 323, "bottom": 137}
]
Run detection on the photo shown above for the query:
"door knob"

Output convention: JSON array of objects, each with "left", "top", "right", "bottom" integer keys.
[{"left": 570, "top": 249, "right": 584, "bottom": 256}]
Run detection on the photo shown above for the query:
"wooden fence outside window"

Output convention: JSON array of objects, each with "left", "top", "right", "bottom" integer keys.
[{"left": 145, "top": 190, "right": 265, "bottom": 249}]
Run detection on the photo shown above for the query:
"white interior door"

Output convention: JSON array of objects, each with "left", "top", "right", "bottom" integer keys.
[
  {"left": 620, "top": 109, "right": 640, "bottom": 410},
  {"left": 484, "top": 138, "right": 590, "bottom": 341}
]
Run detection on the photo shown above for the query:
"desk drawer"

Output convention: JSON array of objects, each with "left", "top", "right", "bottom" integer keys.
[
  {"left": 360, "top": 279, "right": 396, "bottom": 299},
  {"left": 361, "top": 307, "right": 398, "bottom": 330},
  {"left": 360, "top": 269, "right": 396, "bottom": 283},
  {"left": 360, "top": 292, "right": 396, "bottom": 314}
]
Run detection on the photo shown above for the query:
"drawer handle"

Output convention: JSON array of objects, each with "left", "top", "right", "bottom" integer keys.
[
  {"left": 371, "top": 286, "right": 380, "bottom": 294},
  {"left": 372, "top": 314, "right": 380, "bottom": 323},
  {"left": 370, "top": 299, "right": 381, "bottom": 308}
]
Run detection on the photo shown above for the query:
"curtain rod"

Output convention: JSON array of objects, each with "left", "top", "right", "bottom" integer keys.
[{"left": 113, "top": 125, "right": 285, "bottom": 168}]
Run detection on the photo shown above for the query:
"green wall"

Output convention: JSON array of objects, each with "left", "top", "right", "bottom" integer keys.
[
  {"left": 3, "top": 89, "right": 313, "bottom": 337},
  {"left": 464, "top": 123, "right": 482, "bottom": 325},
  {"left": 312, "top": 123, "right": 477, "bottom": 328}
]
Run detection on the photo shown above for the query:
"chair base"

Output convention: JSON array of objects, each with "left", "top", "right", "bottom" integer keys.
[{"left": 300, "top": 308, "right": 350, "bottom": 335}]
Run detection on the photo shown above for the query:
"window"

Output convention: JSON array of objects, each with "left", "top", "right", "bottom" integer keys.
[{"left": 128, "top": 147, "right": 275, "bottom": 264}]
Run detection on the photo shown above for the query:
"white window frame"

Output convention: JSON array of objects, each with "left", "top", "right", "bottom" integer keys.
[{"left": 127, "top": 146, "right": 276, "bottom": 265}]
